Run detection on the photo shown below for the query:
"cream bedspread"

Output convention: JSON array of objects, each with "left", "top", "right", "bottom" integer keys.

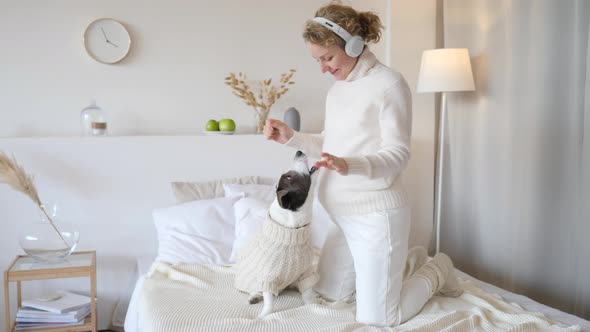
[{"left": 139, "top": 262, "right": 580, "bottom": 332}]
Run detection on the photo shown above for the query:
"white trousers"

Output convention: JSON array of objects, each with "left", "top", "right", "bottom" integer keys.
[{"left": 314, "top": 206, "right": 432, "bottom": 326}]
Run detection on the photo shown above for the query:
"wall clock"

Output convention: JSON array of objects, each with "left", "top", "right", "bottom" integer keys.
[{"left": 84, "top": 18, "right": 131, "bottom": 64}]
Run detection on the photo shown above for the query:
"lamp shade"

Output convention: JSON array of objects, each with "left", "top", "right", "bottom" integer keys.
[{"left": 416, "top": 48, "right": 475, "bottom": 93}]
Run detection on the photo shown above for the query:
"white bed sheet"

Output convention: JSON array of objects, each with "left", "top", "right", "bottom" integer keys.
[
  {"left": 120, "top": 256, "right": 155, "bottom": 332},
  {"left": 120, "top": 257, "right": 590, "bottom": 332}
]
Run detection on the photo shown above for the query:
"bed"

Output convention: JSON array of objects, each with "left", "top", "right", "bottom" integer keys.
[
  {"left": 115, "top": 177, "right": 590, "bottom": 332},
  {"left": 119, "top": 257, "right": 590, "bottom": 332}
]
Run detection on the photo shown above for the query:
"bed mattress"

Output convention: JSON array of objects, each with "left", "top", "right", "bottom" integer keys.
[{"left": 125, "top": 261, "right": 584, "bottom": 332}]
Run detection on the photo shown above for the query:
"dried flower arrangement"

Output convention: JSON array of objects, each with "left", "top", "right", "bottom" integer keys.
[
  {"left": 0, "top": 151, "right": 70, "bottom": 250},
  {"left": 224, "top": 69, "right": 296, "bottom": 133}
]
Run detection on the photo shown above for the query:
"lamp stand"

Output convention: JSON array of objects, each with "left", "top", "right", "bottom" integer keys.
[{"left": 434, "top": 92, "right": 447, "bottom": 254}]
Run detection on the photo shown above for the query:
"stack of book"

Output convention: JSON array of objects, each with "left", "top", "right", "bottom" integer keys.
[{"left": 15, "top": 291, "right": 92, "bottom": 331}]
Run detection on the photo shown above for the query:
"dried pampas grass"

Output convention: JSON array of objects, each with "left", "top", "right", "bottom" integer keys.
[
  {"left": 224, "top": 69, "right": 296, "bottom": 133},
  {"left": 0, "top": 151, "right": 42, "bottom": 206},
  {"left": 0, "top": 150, "right": 70, "bottom": 249}
]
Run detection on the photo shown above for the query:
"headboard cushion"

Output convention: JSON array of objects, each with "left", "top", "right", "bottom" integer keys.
[{"left": 171, "top": 176, "right": 275, "bottom": 203}]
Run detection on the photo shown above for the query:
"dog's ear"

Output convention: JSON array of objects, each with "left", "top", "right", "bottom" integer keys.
[
  {"left": 277, "top": 190, "right": 291, "bottom": 210},
  {"left": 309, "top": 166, "right": 317, "bottom": 175}
]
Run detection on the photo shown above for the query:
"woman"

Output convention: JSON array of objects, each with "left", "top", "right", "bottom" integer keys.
[{"left": 263, "top": 2, "right": 462, "bottom": 327}]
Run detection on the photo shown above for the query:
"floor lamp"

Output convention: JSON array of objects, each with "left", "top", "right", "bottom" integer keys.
[{"left": 416, "top": 48, "right": 475, "bottom": 254}]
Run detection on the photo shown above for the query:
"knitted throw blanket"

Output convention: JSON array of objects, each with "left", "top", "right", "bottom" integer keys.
[
  {"left": 139, "top": 262, "right": 581, "bottom": 332},
  {"left": 234, "top": 215, "right": 318, "bottom": 295}
]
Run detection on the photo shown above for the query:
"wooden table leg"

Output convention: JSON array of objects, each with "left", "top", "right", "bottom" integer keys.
[
  {"left": 16, "top": 281, "right": 21, "bottom": 309},
  {"left": 90, "top": 267, "right": 97, "bottom": 332},
  {"left": 4, "top": 271, "right": 10, "bottom": 332}
]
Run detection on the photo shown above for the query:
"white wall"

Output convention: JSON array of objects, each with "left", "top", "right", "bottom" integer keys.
[
  {"left": 0, "top": 0, "right": 438, "bottom": 329},
  {"left": 0, "top": 136, "right": 297, "bottom": 330},
  {"left": 391, "top": 1, "right": 437, "bottom": 249},
  {"left": 0, "top": 0, "right": 386, "bottom": 137}
]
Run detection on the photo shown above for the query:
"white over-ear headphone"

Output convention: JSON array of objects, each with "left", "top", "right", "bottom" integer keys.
[{"left": 313, "top": 17, "right": 364, "bottom": 58}]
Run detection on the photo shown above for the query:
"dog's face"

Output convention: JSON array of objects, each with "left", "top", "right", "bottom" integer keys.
[{"left": 276, "top": 151, "right": 317, "bottom": 212}]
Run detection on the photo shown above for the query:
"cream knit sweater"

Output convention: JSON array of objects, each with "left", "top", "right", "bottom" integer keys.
[
  {"left": 287, "top": 48, "right": 412, "bottom": 216},
  {"left": 234, "top": 200, "right": 318, "bottom": 296}
]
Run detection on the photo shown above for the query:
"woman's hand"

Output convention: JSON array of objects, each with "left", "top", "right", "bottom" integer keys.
[
  {"left": 313, "top": 152, "right": 348, "bottom": 175},
  {"left": 263, "top": 119, "right": 294, "bottom": 144}
]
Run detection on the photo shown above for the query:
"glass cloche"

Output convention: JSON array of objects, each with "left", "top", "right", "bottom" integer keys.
[{"left": 80, "top": 100, "right": 108, "bottom": 136}]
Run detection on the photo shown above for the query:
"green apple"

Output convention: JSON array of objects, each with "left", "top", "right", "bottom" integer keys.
[
  {"left": 218, "top": 118, "right": 236, "bottom": 132},
  {"left": 205, "top": 119, "right": 219, "bottom": 131}
]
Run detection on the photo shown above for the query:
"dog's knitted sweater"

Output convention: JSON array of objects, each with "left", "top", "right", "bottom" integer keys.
[{"left": 234, "top": 202, "right": 318, "bottom": 296}]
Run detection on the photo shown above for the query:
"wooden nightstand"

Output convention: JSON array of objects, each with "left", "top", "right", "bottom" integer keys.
[{"left": 3, "top": 251, "right": 97, "bottom": 332}]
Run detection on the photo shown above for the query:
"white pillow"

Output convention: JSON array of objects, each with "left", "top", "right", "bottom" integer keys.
[
  {"left": 229, "top": 196, "right": 269, "bottom": 262},
  {"left": 223, "top": 183, "right": 276, "bottom": 202},
  {"left": 152, "top": 196, "right": 238, "bottom": 265},
  {"left": 171, "top": 176, "right": 275, "bottom": 203}
]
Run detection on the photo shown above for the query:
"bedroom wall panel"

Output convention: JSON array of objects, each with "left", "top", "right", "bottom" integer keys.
[
  {"left": 0, "top": 135, "right": 296, "bottom": 329},
  {"left": 0, "top": 0, "right": 440, "bottom": 264},
  {"left": 0, "top": 0, "right": 441, "bottom": 328},
  {"left": 0, "top": 0, "right": 388, "bottom": 138},
  {"left": 0, "top": 0, "right": 439, "bottom": 258},
  {"left": 0, "top": 133, "right": 436, "bottom": 329},
  {"left": 390, "top": 0, "right": 438, "bottom": 252}
]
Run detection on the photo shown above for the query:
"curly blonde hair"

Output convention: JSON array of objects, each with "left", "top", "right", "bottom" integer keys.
[{"left": 302, "top": 1, "right": 383, "bottom": 49}]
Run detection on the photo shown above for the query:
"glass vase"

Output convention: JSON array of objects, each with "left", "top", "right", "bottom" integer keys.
[
  {"left": 18, "top": 204, "right": 80, "bottom": 263},
  {"left": 255, "top": 112, "right": 268, "bottom": 134}
]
